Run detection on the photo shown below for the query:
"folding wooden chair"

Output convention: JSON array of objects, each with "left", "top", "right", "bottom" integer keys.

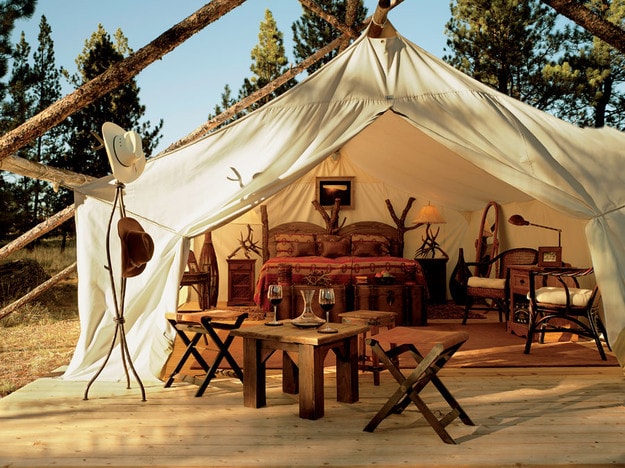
[
  {"left": 164, "top": 310, "right": 248, "bottom": 397},
  {"left": 363, "top": 327, "right": 474, "bottom": 444}
]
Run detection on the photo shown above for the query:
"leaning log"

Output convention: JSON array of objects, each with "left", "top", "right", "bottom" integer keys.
[
  {"left": 299, "top": 0, "right": 360, "bottom": 39},
  {"left": 0, "top": 154, "right": 94, "bottom": 190},
  {"left": 0, "top": 205, "right": 75, "bottom": 261},
  {"left": 541, "top": 0, "right": 625, "bottom": 55},
  {"left": 0, "top": 262, "right": 77, "bottom": 321}
]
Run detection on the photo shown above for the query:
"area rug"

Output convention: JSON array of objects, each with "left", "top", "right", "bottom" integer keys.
[
  {"left": 422, "top": 321, "right": 618, "bottom": 368},
  {"left": 167, "top": 317, "right": 617, "bottom": 381},
  {"left": 427, "top": 301, "right": 486, "bottom": 320}
]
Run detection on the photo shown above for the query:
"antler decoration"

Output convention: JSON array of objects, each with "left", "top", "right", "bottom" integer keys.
[{"left": 227, "top": 224, "right": 262, "bottom": 259}]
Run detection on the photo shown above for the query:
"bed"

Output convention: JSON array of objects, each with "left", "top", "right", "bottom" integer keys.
[{"left": 254, "top": 219, "right": 428, "bottom": 323}]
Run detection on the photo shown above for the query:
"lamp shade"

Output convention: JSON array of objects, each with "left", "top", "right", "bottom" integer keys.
[{"left": 413, "top": 204, "right": 446, "bottom": 224}]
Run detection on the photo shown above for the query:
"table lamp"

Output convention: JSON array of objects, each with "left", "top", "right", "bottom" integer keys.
[
  {"left": 413, "top": 203, "right": 447, "bottom": 258},
  {"left": 508, "top": 214, "right": 562, "bottom": 266}
]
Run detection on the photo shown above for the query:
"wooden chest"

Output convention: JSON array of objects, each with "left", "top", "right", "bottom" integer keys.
[{"left": 354, "top": 284, "right": 426, "bottom": 326}]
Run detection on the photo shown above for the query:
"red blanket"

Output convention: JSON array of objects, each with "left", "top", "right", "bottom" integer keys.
[{"left": 255, "top": 256, "right": 427, "bottom": 311}]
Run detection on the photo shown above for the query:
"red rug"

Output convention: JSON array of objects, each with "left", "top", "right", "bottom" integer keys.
[{"left": 424, "top": 321, "right": 617, "bottom": 368}]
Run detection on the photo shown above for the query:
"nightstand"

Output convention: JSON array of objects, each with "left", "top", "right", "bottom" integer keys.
[
  {"left": 416, "top": 257, "right": 448, "bottom": 304},
  {"left": 227, "top": 258, "right": 256, "bottom": 306}
]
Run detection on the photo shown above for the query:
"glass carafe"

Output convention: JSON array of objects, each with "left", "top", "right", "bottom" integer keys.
[{"left": 292, "top": 289, "right": 325, "bottom": 325}]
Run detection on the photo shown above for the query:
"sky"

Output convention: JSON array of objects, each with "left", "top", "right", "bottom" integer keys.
[{"left": 11, "top": 1, "right": 451, "bottom": 155}]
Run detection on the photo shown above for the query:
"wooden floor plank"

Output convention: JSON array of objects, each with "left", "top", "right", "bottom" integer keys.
[{"left": 1, "top": 366, "right": 624, "bottom": 466}]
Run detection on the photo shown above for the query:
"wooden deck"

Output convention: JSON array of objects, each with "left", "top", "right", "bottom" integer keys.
[{"left": 1, "top": 365, "right": 624, "bottom": 467}]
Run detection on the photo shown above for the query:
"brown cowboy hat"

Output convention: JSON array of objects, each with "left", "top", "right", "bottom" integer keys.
[{"left": 118, "top": 217, "right": 154, "bottom": 278}]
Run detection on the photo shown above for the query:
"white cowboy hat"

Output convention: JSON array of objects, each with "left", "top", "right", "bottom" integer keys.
[{"left": 102, "top": 122, "right": 146, "bottom": 184}]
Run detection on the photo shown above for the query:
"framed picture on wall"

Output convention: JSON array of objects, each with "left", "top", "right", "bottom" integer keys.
[{"left": 316, "top": 177, "right": 354, "bottom": 209}]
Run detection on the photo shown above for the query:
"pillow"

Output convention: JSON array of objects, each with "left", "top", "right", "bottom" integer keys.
[
  {"left": 320, "top": 238, "right": 350, "bottom": 258},
  {"left": 316, "top": 234, "right": 345, "bottom": 253},
  {"left": 292, "top": 241, "right": 316, "bottom": 257},
  {"left": 352, "top": 241, "right": 381, "bottom": 257},
  {"left": 351, "top": 234, "right": 390, "bottom": 256},
  {"left": 275, "top": 233, "right": 316, "bottom": 257}
]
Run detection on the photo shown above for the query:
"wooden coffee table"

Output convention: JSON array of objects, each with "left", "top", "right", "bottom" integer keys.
[{"left": 231, "top": 322, "right": 368, "bottom": 420}]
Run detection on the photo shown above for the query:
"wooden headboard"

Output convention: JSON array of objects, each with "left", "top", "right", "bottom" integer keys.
[{"left": 261, "top": 220, "right": 404, "bottom": 263}]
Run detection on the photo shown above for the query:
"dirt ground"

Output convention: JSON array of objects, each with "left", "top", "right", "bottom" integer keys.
[{"left": 0, "top": 318, "right": 80, "bottom": 397}]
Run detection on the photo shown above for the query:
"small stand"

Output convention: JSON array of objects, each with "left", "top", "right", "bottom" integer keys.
[{"left": 84, "top": 182, "right": 146, "bottom": 401}]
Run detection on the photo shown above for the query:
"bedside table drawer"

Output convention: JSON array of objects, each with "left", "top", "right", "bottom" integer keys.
[
  {"left": 510, "top": 272, "right": 529, "bottom": 293},
  {"left": 228, "top": 260, "right": 254, "bottom": 271}
]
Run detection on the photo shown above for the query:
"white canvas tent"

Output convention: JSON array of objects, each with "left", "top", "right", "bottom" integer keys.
[{"left": 66, "top": 25, "right": 625, "bottom": 381}]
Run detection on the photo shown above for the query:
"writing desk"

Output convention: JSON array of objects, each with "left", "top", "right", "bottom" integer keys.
[{"left": 230, "top": 322, "right": 368, "bottom": 420}]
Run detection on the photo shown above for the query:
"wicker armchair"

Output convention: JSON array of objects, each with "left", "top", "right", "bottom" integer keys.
[
  {"left": 462, "top": 248, "right": 538, "bottom": 325},
  {"left": 525, "top": 267, "right": 610, "bottom": 360}
]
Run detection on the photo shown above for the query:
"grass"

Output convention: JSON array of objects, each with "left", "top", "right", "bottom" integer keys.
[{"left": 0, "top": 239, "right": 80, "bottom": 397}]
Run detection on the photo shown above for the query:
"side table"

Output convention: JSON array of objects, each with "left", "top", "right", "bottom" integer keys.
[{"left": 339, "top": 310, "right": 397, "bottom": 385}]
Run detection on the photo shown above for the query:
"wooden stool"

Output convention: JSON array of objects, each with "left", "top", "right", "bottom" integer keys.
[
  {"left": 363, "top": 327, "right": 474, "bottom": 444},
  {"left": 339, "top": 310, "right": 397, "bottom": 385}
]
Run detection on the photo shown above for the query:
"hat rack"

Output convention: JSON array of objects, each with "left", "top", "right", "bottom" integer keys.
[
  {"left": 84, "top": 122, "right": 149, "bottom": 401},
  {"left": 83, "top": 181, "right": 146, "bottom": 401}
]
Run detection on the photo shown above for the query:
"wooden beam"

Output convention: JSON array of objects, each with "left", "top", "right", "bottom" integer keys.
[
  {"left": 0, "top": 154, "right": 94, "bottom": 189},
  {"left": 0, "top": 0, "right": 246, "bottom": 185},
  {"left": 299, "top": 0, "right": 360, "bottom": 39},
  {"left": 368, "top": 0, "right": 404, "bottom": 38},
  {"left": 340, "top": 0, "right": 361, "bottom": 52}
]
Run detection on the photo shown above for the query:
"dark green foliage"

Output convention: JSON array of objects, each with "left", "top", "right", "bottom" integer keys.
[
  {"left": 0, "top": 0, "right": 36, "bottom": 101},
  {"left": 444, "top": 0, "right": 625, "bottom": 129},
  {"left": 51, "top": 25, "right": 163, "bottom": 209},
  {"left": 292, "top": 0, "right": 367, "bottom": 75}
]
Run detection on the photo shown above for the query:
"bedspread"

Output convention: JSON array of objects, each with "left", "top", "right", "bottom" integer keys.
[{"left": 254, "top": 256, "right": 427, "bottom": 311}]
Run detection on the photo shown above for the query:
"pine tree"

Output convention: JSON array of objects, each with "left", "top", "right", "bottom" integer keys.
[
  {"left": 207, "top": 84, "right": 239, "bottom": 126},
  {"left": 238, "top": 9, "right": 296, "bottom": 111},
  {"left": 0, "top": 0, "right": 36, "bottom": 102},
  {"left": 29, "top": 15, "right": 63, "bottom": 225},
  {"left": 444, "top": 0, "right": 561, "bottom": 108},
  {"left": 2, "top": 31, "right": 34, "bottom": 234},
  {"left": 542, "top": 0, "right": 625, "bottom": 128},
  {"left": 292, "top": 0, "right": 367, "bottom": 75},
  {"left": 51, "top": 24, "right": 163, "bottom": 208}
]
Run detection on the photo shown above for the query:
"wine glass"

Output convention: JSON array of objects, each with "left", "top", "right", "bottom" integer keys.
[
  {"left": 318, "top": 288, "right": 337, "bottom": 333},
  {"left": 266, "top": 284, "right": 283, "bottom": 326}
]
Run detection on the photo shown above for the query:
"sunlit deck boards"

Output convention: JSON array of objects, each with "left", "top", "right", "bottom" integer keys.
[{"left": 1, "top": 366, "right": 624, "bottom": 467}]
